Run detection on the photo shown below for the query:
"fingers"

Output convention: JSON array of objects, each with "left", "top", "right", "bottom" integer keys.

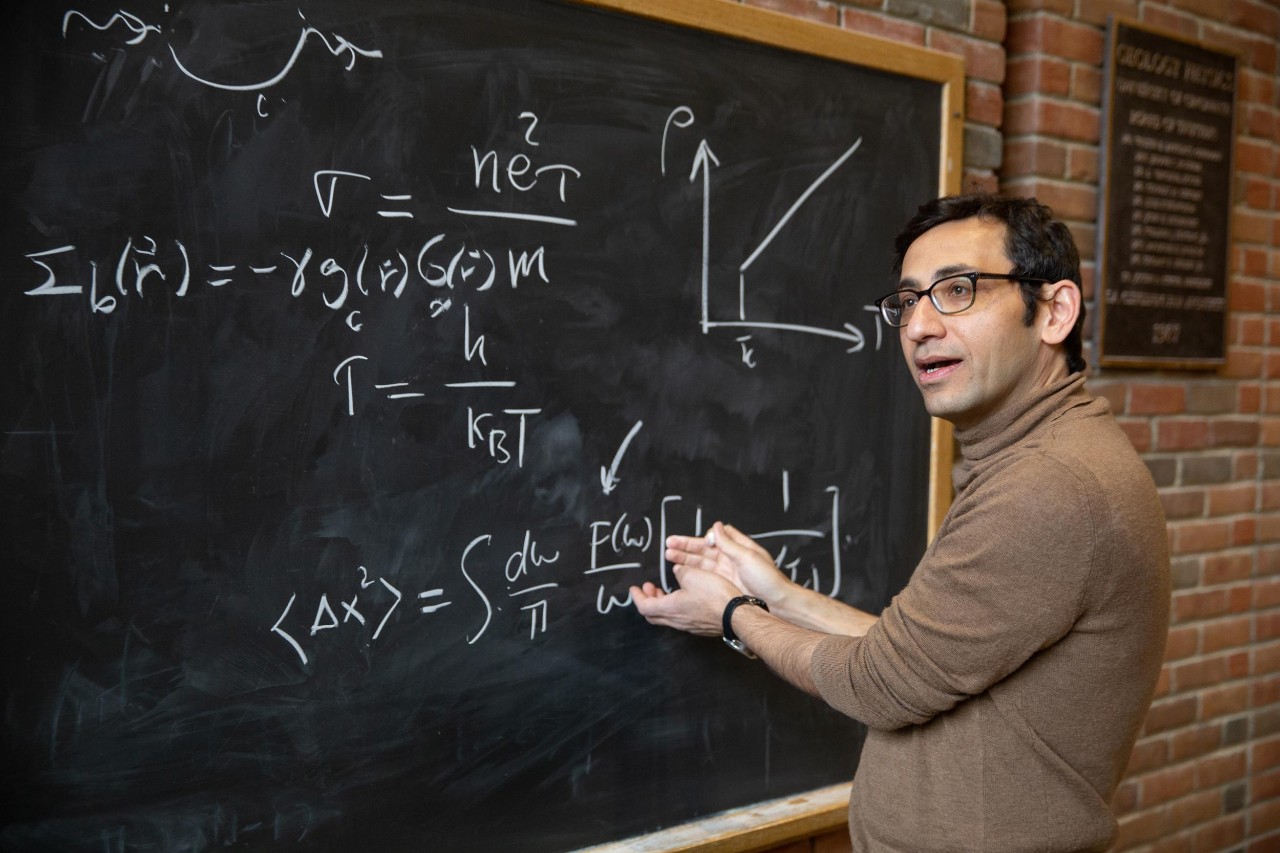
[
  {"left": 719, "top": 522, "right": 771, "bottom": 560},
  {"left": 629, "top": 581, "right": 665, "bottom": 602},
  {"left": 664, "top": 533, "right": 714, "bottom": 571}
]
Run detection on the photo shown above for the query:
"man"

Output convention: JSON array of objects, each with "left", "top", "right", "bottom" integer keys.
[{"left": 631, "top": 194, "right": 1170, "bottom": 851}]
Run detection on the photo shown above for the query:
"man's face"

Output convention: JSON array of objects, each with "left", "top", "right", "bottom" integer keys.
[{"left": 896, "top": 217, "right": 1056, "bottom": 430}]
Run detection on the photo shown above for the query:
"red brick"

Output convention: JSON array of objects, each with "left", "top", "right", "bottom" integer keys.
[
  {"left": 1130, "top": 383, "right": 1186, "bottom": 415},
  {"left": 1236, "top": 211, "right": 1273, "bottom": 248},
  {"left": 1115, "top": 808, "right": 1166, "bottom": 849},
  {"left": 840, "top": 9, "right": 925, "bottom": 45},
  {"left": 1223, "top": 349, "right": 1264, "bottom": 380},
  {"left": 1202, "top": 683, "right": 1251, "bottom": 719},
  {"left": 1127, "top": 735, "right": 1170, "bottom": 775},
  {"left": 1168, "top": 789, "right": 1222, "bottom": 831},
  {"left": 745, "top": 0, "right": 838, "bottom": 25},
  {"left": 1253, "top": 767, "right": 1280, "bottom": 803},
  {"left": 1005, "top": 55, "right": 1070, "bottom": 97},
  {"left": 1198, "top": 748, "right": 1247, "bottom": 789},
  {"left": 1254, "top": 674, "right": 1280, "bottom": 707},
  {"left": 1117, "top": 418, "right": 1151, "bottom": 451},
  {"left": 1161, "top": 489, "right": 1205, "bottom": 521},
  {"left": 1257, "top": 642, "right": 1280, "bottom": 675},
  {"left": 1140, "top": 5, "right": 1200, "bottom": 38},
  {"left": 1204, "top": 615, "right": 1252, "bottom": 652},
  {"left": 1205, "top": 552, "right": 1255, "bottom": 585},
  {"left": 1234, "top": 517, "right": 1259, "bottom": 548},
  {"left": 1001, "top": 177, "right": 1097, "bottom": 221},
  {"left": 1006, "top": 16, "right": 1103, "bottom": 64},
  {"left": 1175, "top": 656, "right": 1234, "bottom": 693},
  {"left": 1209, "top": 484, "right": 1259, "bottom": 516},
  {"left": 1164, "top": 625, "right": 1200, "bottom": 661},
  {"left": 1174, "top": 588, "right": 1229, "bottom": 622},
  {"left": 966, "top": 81, "right": 1003, "bottom": 128},
  {"left": 1254, "top": 578, "right": 1280, "bottom": 604},
  {"left": 1077, "top": 0, "right": 1140, "bottom": 26},
  {"left": 1254, "top": 735, "right": 1280, "bottom": 773},
  {"left": 1228, "top": 0, "right": 1280, "bottom": 35},
  {"left": 1172, "top": 521, "right": 1232, "bottom": 555},
  {"left": 1263, "top": 511, "right": 1280, "bottom": 541},
  {"left": 1171, "top": 723, "right": 1222, "bottom": 763},
  {"left": 1005, "top": 97, "right": 1100, "bottom": 142},
  {"left": 972, "top": 0, "right": 1006, "bottom": 42},
  {"left": 1243, "top": 176, "right": 1274, "bottom": 212},
  {"left": 1239, "top": 315, "right": 1267, "bottom": 347},
  {"left": 1113, "top": 779, "right": 1139, "bottom": 815},
  {"left": 1139, "top": 764, "right": 1197, "bottom": 807},
  {"left": 927, "top": 31, "right": 1005, "bottom": 84},
  {"left": 1237, "top": 139, "right": 1276, "bottom": 181},
  {"left": 1157, "top": 419, "right": 1211, "bottom": 451},
  {"left": 1243, "top": 105, "right": 1277, "bottom": 141},
  {"left": 1071, "top": 63, "right": 1103, "bottom": 105},
  {"left": 1143, "top": 696, "right": 1199, "bottom": 735},
  {"left": 1248, "top": 831, "right": 1280, "bottom": 853},
  {"left": 1241, "top": 383, "right": 1263, "bottom": 414},
  {"left": 1193, "top": 816, "right": 1246, "bottom": 852},
  {"left": 1004, "top": 137, "right": 1067, "bottom": 178},
  {"left": 962, "top": 171, "right": 999, "bottom": 194},
  {"left": 1066, "top": 144, "right": 1098, "bottom": 183},
  {"left": 1233, "top": 280, "right": 1268, "bottom": 312}
]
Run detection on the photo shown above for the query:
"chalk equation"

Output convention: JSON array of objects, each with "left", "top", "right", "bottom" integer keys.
[
  {"left": 269, "top": 486, "right": 848, "bottom": 667},
  {"left": 22, "top": 6, "right": 892, "bottom": 681}
]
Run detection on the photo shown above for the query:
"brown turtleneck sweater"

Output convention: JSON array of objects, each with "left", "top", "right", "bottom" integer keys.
[{"left": 810, "top": 374, "right": 1170, "bottom": 852}]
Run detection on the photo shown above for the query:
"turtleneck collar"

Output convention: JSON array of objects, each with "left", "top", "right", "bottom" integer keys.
[{"left": 951, "top": 372, "right": 1092, "bottom": 489}]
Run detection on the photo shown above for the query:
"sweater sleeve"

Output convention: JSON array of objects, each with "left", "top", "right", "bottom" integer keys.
[{"left": 810, "top": 453, "right": 1099, "bottom": 730}]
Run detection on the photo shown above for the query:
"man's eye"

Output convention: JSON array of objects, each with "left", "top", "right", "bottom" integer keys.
[
  {"left": 900, "top": 294, "right": 919, "bottom": 309},
  {"left": 948, "top": 283, "right": 972, "bottom": 298}
]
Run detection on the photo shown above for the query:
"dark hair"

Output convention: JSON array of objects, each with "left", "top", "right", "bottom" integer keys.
[{"left": 891, "top": 193, "right": 1087, "bottom": 374}]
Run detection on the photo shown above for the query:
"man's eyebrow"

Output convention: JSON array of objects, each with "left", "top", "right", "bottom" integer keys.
[
  {"left": 896, "top": 264, "right": 976, "bottom": 290},
  {"left": 931, "top": 263, "right": 977, "bottom": 280}
]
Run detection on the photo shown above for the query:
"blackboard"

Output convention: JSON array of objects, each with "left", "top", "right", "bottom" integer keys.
[
  {"left": 1096, "top": 18, "right": 1235, "bottom": 368},
  {"left": 0, "top": 1, "right": 960, "bottom": 849}
]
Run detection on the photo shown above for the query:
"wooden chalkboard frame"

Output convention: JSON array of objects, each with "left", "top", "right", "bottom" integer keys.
[
  {"left": 569, "top": 1, "right": 964, "bottom": 848},
  {"left": 1095, "top": 17, "right": 1237, "bottom": 370}
]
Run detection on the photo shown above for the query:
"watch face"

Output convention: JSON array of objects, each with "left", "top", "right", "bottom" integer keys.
[{"left": 722, "top": 636, "right": 758, "bottom": 659}]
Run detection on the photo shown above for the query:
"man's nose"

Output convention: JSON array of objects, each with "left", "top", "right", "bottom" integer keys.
[{"left": 904, "top": 296, "right": 945, "bottom": 341}]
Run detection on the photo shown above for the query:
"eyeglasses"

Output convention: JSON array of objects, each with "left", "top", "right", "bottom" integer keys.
[{"left": 873, "top": 272, "right": 1051, "bottom": 328}]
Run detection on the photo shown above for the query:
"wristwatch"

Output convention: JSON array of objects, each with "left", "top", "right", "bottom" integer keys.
[{"left": 722, "top": 595, "right": 769, "bottom": 658}]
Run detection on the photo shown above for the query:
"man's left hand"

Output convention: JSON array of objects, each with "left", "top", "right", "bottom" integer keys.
[{"left": 630, "top": 565, "right": 742, "bottom": 637}]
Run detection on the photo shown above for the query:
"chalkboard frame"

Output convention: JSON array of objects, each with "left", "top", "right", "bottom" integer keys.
[
  {"left": 1095, "top": 16, "right": 1237, "bottom": 370},
  {"left": 571, "top": 1, "right": 963, "bottom": 848}
]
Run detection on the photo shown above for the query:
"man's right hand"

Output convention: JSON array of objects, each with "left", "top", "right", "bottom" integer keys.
[{"left": 665, "top": 521, "right": 795, "bottom": 606}]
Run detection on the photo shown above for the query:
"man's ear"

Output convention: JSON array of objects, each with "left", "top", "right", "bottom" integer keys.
[{"left": 1039, "top": 280, "right": 1081, "bottom": 346}]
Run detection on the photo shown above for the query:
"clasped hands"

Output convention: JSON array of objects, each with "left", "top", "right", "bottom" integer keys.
[{"left": 630, "top": 521, "right": 790, "bottom": 637}]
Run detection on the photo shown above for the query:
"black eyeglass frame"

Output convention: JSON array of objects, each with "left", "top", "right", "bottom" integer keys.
[{"left": 873, "top": 271, "right": 1052, "bottom": 328}]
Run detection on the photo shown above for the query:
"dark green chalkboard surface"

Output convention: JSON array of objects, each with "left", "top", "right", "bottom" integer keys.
[{"left": 1, "top": 1, "right": 956, "bottom": 849}]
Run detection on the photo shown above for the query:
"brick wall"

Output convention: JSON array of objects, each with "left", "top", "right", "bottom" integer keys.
[{"left": 740, "top": 0, "right": 1280, "bottom": 850}]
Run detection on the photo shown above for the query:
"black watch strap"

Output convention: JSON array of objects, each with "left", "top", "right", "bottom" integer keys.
[{"left": 722, "top": 595, "right": 769, "bottom": 658}]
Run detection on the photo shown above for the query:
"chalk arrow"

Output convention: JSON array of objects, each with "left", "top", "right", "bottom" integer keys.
[
  {"left": 842, "top": 322, "right": 865, "bottom": 353},
  {"left": 690, "top": 140, "right": 719, "bottom": 335},
  {"left": 600, "top": 420, "right": 644, "bottom": 495}
]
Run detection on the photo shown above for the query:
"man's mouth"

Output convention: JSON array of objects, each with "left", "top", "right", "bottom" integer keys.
[{"left": 917, "top": 357, "right": 961, "bottom": 378}]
